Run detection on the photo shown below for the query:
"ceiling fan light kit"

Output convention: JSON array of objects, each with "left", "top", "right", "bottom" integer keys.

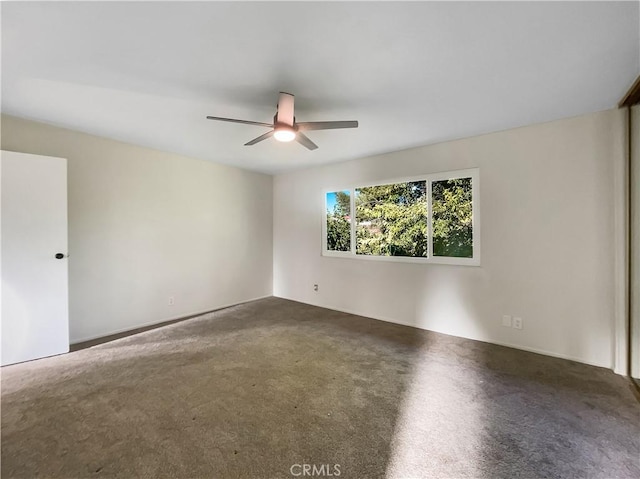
[
  {"left": 273, "top": 128, "right": 296, "bottom": 142},
  {"left": 206, "top": 92, "right": 358, "bottom": 150}
]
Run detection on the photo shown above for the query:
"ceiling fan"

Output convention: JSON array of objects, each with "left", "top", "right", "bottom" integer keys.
[{"left": 206, "top": 92, "right": 358, "bottom": 150}]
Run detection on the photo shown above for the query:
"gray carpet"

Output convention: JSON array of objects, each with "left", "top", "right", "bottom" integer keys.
[{"left": 1, "top": 297, "right": 639, "bottom": 478}]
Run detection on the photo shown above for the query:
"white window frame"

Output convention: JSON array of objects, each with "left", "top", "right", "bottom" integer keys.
[
  {"left": 322, "top": 188, "right": 353, "bottom": 258},
  {"left": 321, "top": 168, "right": 480, "bottom": 266}
]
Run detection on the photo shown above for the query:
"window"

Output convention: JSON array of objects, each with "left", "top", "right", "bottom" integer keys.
[
  {"left": 432, "top": 177, "right": 473, "bottom": 258},
  {"left": 325, "top": 190, "right": 351, "bottom": 252},
  {"left": 355, "top": 181, "right": 427, "bottom": 257},
  {"left": 322, "top": 169, "right": 480, "bottom": 265}
]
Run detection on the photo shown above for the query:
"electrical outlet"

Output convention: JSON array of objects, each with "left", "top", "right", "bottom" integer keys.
[
  {"left": 502, "top": 315, "right": 512, "bottom": 327},
  {"left": 513, "top": 317, "right": 523, "bottom": 330},
  {"left": 313, "top": 284, "right": 319, "bottom": 292},
  {"left": 168, "top": 296, "right": 175, "bottom": 306}
]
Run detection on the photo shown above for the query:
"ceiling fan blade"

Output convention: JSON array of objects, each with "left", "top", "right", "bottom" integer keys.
[
  {"left": 276, "top": 92, "right": 295, "bottom": 127},
  {"left": 295, "top": 132, "right": 318, "bottom": 151},
  {"left": 296, "top": 120, "right": 359, "bottom": 131},
  {"left": 206, "top": 116, "right": 272, "bottom": 127},
  {"left": 244, "top": 130, "right": 274, "bottom": 146}
]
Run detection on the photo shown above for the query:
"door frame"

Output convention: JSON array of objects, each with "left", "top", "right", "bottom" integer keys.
[{"left": 617, "top": 75, "right": 640, "bottom": 381}]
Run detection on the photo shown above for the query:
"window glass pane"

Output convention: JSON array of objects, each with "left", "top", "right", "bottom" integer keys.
[
  {"left": 432, "top": 177, "right": 473, "bottom": 258},
  {"left": 326, "top": 190, "right": 351, "bottom": 252},
  {"left": 355, "top": 181, "right": 427, "bottom": 257}
]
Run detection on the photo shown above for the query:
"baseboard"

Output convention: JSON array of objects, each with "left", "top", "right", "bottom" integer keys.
[
  {"left": 70, "top": 295, "right": 272, "bottom": 347},
  {"left": 614, "top": 364, "right": 629, "bottom": 376},
  {"left": 274, "top": 295, "right": 612, "bottom": 372}
]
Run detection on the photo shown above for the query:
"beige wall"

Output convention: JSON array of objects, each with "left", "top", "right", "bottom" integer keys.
[
  {"left": 1, "top": 115, "right": 273, "bottom": 343},
  {"left": 2, "top": 109, "right": 627, "bottom": 369},
  {"left": 273, "top": 109, "right": 625, "bottom": 369}
]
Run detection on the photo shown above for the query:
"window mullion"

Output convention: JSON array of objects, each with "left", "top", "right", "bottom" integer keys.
[
  {"left": 427, "top": 177, "right": 434, "bottom": 260},
  {"left": 350, "top": 188, "right": 356, "bottom": 255}
]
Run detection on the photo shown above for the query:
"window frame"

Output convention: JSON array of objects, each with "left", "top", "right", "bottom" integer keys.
[
  {"left": 321, "top": 168, "right": 480, "bottom": 266},
  {"left": 322, "top": 189, "right": 354, "bottom": 258}
]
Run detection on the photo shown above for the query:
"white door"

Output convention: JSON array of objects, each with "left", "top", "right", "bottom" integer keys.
[{"left": 1, "top": 150, "right": 69, "bottom": 366}]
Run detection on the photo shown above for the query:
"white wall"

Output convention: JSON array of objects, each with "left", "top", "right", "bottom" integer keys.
[
  {"left": 1, "top": 115, "right": 273, "bottom": 343},
  {"left": 273, "top": 109, "right": 625, "bottom": 369}
]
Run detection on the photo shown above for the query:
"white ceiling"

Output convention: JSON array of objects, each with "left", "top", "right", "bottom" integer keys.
[{"left": 2, "top": 1, "right": 639, "bottom": 174}]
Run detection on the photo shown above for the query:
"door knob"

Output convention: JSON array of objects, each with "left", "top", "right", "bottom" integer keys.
[{"left": 55, "top": 253, "right": 65, "bottom": 259}]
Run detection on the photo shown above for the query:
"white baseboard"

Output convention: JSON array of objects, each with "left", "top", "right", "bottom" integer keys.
[
  {"left": 275, "top": 295, "right": 612, "bottom": 372},
  {"left": 70, "top": 295, "right": 272, "bottom": 345},
  {"left": 73, "top": 293, "right": 614, "bottom": 373}
]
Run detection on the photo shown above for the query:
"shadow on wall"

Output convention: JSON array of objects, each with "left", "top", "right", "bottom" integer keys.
[{"left": 1, "top": 298, "right": 638, "bottom": 478}]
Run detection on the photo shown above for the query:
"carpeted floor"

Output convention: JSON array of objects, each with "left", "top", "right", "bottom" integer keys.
[{"left": 1, "top": 297, "right": 639, "bottom": 478}]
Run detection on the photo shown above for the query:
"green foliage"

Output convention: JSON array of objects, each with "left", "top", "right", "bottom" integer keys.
[
  {"left": 327, "top": 215, "right": 351, "bottom": 251},
  {"left": 432, "top": 178, "right": 473, "bottom": 258},
  {"left": 326, "top": 191, "right": 351, "bottom": 251},
  {"left": 334, "top": 191, "right": 350, "bottom": 216},
  {"left": 355, "top": 181, "right": 428, "bottom": 257},
  {"left": 326, "top": 178, "right": 473, "bottom": 258}
]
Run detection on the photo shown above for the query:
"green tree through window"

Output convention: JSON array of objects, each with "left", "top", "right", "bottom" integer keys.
[
  {"left": 355, "top": 181, "right": 427, "bottom": 257},
  {"left": 323, "top": 170, "right": 477, "bottom": 264},
  {"left": 326, "top": 191, "right": 351, "bottom": 251},
  {"left": 432, "top": 178, "right": 473, "bottom": 258}
]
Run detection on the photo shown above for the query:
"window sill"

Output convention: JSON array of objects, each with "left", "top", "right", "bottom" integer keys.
[{"left": 322, "top": 250, "right": 481, "bottom": 266}]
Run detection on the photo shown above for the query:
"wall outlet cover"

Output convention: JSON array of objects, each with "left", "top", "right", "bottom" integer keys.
[
  {"left": 502, "top": 315, "right": 512, "bottom": 327},
  {"left": 513, "top": 317, "right": 523, "bottom": 329}
]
